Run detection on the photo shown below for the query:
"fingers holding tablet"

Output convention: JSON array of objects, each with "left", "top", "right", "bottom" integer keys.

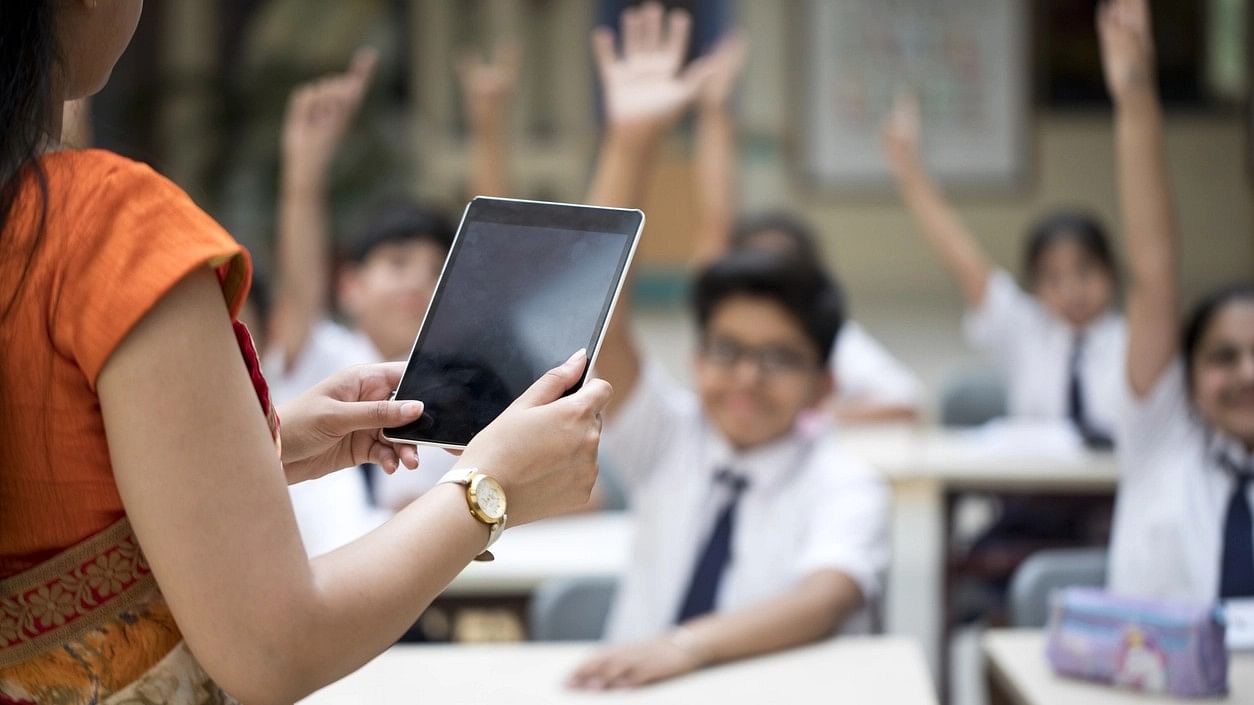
[{"left": 449, "top": 355, "right": 614, "bottom": 526}]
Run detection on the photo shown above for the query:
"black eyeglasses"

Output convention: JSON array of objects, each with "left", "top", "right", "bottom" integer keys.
[{"left": 700, "top": 337, "right": 818, "bottom": 378}]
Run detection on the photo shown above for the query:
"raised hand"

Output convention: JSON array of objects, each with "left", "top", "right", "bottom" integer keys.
[
  {"left": 592, "top": 1, "right": 712, "bottom": 139},
  {"left": 697, "top": 32, "right": 748, "bottom": 112},
  {"left": 1097, "top": 0, "right": 1156, "bottom": 104},
  {"left": 281, "top": 47, "right": 378, "bottom": 190},
  {"left": 879, "top": 92, "right": 922, "bottom": 174},
  {"left": 458, "top": 40, "right": 521, "bottom": 130}
]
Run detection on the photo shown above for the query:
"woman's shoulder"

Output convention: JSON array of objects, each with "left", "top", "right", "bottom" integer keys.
[{"left": 43, "top": 149, "right": 188, "bottom": 207}]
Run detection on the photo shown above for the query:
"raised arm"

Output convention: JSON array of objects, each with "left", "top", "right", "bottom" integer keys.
[
  {"left": 1098, "top": 0, "right": 1178, "bottom": 398},
  {"left": 270, "top": 49, "right": 376, "bottom": 372},
  {"left": 569, "top": 570, "right": 863, "bottom": 689},
  {"left": 880, "top": 96, "right": 992, "bottom": 308},
  {"left": 458, "top": 40, "right": 520, "bottom": 198},
  {"left": 692, "top": 33, "right": 748, "bottom": 266},
  {"left": 586, "top": 1, "right": 711, "bottom": 416}
]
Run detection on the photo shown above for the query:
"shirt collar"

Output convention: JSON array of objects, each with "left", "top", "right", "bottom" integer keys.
[
  {"left": 1209, "top": 430, "right": 1254, "bottom": 476},
  {"left": 700, "top": 418, "right": 819, "bottom": 492}
]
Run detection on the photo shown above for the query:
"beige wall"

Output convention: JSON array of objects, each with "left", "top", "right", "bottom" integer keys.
[{"left": 798, "top": 114, "right": 1254, "bottom": 310}]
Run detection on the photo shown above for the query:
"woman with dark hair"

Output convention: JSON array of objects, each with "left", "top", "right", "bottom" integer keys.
[
  {"left": 1098, "top": 0, "right": 1254, "bottom": 602},
  {"left": 0, "top": 3, "right": 610, "bottom": 703},
  {"left": 882, "top": 99, "right": 1124, "bottom": 448}
]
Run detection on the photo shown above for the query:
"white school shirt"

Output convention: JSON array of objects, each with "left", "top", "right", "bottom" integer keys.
[
  {"left": 601, "top": 363, "right": 890, "bottom": 643},
  {"left": 832, "top": 321, "right": 922, "bottom": 408},
  {"left": 964, "top": 269, "right": 1126, "bottom": 437},
  {"left": 1107, "top": 360, "right": 1254, "bottom": 602},
  {"left": 263, "top": 320, "right": 447, "bottom": 556}
]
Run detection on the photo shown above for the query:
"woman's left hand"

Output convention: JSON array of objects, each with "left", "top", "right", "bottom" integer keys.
[
  {"left": 278, "top": 362, "right": 423, "bottom": 484},
  {"left": 567, "top": 638, "right": 703, "bottom": 690}
]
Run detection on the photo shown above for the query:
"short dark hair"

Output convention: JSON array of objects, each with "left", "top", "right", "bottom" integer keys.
[
  {"left": 692, "top": 250, "right": 845, "bottom": 362},
  {"left": 343, "top": 201, "right": 454, "bottom": 264},
  {"left": 730, "top": 211, "right": 823, "bottom": 263},
  {"left": 1023, "top": 210, "right": 1119, "bottom": 288},
  {"left": 1183, "top": 282, "right": 1254, "bottom": 394}
]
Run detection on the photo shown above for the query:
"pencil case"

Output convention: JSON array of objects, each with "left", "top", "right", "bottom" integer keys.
[{"left": 1044, "top": 587, "right": 1228, "bottom": 698}]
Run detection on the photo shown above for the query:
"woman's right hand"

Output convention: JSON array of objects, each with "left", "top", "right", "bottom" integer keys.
[{"left": 454, "top": 349, "right": 613, "bottom": 526}]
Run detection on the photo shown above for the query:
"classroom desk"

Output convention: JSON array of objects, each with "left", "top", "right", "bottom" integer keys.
[
  {"left": 300, "top": 637, "right": 938, "bottom": 705},
  {"left": 983, "top": 629, "right": 1254, "bottom": 705},
  {"left": 433, "top": 426, "right": 1117, "bottom": 689},
  {"left": 840, "top": 425, "right": 1118, "bottom": 688}
]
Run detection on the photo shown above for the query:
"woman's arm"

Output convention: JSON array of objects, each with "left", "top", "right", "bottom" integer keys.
[
  {"left": 880, "top": 96, "right": 992, "bottom": 308},
  {"left": 1098, "top": 0, "right": 1178, "bottom": 398},
  {"left": 100, "top": 270, "right": 610, "bottom": 705},
  {"left": 270, "top": 49, "right": 376, "bottom": 372},
  {"left": 569, "top": 570, "right": 862, "bottom": 689}
]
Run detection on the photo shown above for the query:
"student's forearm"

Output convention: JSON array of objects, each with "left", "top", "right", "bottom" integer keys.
[
  {"left": 272, "top": 177, "right": 331, "bottom": 369},
  {"left": 693, "top": 107, "right": 737, "bottom": 266},
  {"left": 1114, "top": 88, "right": 1179, "bottom": 395},
  {"left": 468, "top": 116, "right": 511, "bottom": 197},
  {"left": 678, "top": 571, "right": 863, "bottom": 667},
  {"left": 891, "top": 163, "right": 991, "bottom": 307},
  {"left": 586, "top": 127, "right": 664, "bottom": 414}
]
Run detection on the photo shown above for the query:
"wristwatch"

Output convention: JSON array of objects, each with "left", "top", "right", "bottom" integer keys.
[{"left": 438, "top": 467, "right": 507, "bottom": 562}]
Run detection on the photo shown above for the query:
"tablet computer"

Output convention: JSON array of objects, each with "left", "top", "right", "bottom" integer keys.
[{"left": 382, "top": 196, "right": 643, "bottom": 449}]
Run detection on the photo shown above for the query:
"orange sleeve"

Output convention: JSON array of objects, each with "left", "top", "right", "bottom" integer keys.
[{"left": 53, "top": 153, "right": 251, "bottom": 389}]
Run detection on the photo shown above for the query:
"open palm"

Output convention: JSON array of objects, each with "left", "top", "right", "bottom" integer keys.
[{"left": 592, "top": 2, "right": 710, "bottom": 135}]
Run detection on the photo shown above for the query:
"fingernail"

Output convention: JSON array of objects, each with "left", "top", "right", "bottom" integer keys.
[
  {"left": 401, "top": 401, "right": 423, "bottom": 416},
  {"left": 566, "top": 348, "right": 587, "bottom": 365}
]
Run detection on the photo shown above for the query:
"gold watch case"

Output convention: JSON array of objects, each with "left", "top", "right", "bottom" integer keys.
[{"left": 466, "top": 473, "right": 507, "bottom": 525}]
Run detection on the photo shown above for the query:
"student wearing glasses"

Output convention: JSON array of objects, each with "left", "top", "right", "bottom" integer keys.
[{"left": 567, "top": 3, "right": 889, "bottom": 689}]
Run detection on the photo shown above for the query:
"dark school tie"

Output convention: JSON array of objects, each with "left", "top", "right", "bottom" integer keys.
[
  {"left": 1068, "top": 335, "right": 1113, "bottom": 450},
  {"left": 1219, "top": 456, "right": 1254, "bottom": 599},
  {"left": 675, "top": 469, "right": 750, "bottom": 623}
]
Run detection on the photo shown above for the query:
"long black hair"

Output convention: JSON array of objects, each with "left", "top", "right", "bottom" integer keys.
[{"left": 0, "top": 1, "right": 58, "bottom": 318}]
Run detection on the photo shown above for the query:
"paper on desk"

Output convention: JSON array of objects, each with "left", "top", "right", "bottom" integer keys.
[{"left": 958, "top": 418, "right": 1086, "bottom": 462}]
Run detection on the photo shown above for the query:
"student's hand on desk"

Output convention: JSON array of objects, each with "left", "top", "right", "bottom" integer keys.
[
  {"left": 457, "top": 39, "right": 520, "bottom": 132},
  {"left": 281, "top": 47, "right": 377, "bottom": 190},
  {"left": 278, "top": 362, "right": 423, "bottom": 485},
  {"left": 568, "top": 638, "right": 703, "bottom": 690},
  {"left": 1097, "top": 0, "right": 1156, "bottom": 105},
  {"left": 592, "top": 1, "right": 714, "bottom": 142}
]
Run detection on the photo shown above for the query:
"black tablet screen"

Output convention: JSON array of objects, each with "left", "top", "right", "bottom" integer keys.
[{"left": 388, "top": 199, "right": 639, "bottom": 447}]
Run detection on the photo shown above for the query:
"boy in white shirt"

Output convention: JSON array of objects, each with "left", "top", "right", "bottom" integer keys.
[{"left": 568, "top": 4, "right": 889, "bottom": 689}]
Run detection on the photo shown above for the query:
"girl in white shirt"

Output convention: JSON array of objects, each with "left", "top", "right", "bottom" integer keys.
[
  {"left": 882, "top": 99, "right": 1126, "bottom": 447},
  {"left": 1097, "top": 0, "right": 1254, "bottom": 603}
]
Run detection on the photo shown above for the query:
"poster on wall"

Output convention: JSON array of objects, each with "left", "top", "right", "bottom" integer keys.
[{"left": 798, "top": 0, "right": 1030, "bottom": 193}]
